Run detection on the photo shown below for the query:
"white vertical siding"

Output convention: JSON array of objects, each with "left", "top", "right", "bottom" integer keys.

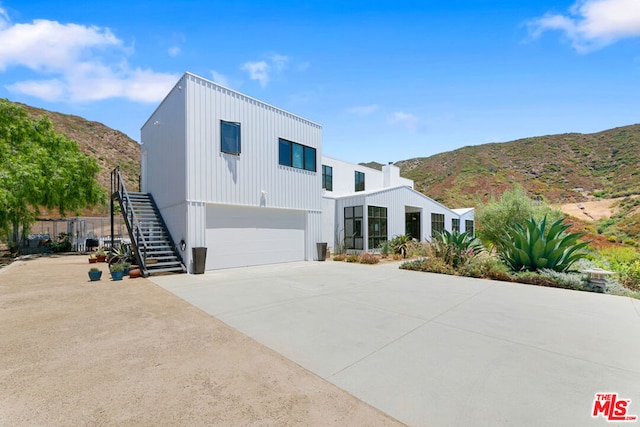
[
  {"left": 141, "top": 77, "right": 187, "bottom": 210},
  {"left": 305, "top": 210, "right": 324, "bottom": 260},
  {"left": 321, "top": 156, "right": 413, "bottom": 196},
  {"left": 184, "top": 73, "right": 322, "bottom": 211},
  {"left": 321, "top": 197, "right": 336, "bottom": 251},
  {"left": 326, "top": 187, "right": 463, "bottom": 252}
]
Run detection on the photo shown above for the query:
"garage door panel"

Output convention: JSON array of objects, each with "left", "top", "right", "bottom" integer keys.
[{"left": 205, "top": 205, "right": 305, "bottom": 270}]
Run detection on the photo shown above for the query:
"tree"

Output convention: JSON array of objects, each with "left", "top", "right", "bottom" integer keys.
[
  {"left": 0, "top": 99, "right": 105, "bottom": 246},
  {"left": 475, "top": 185, "right": 563, "bottom": 250}
]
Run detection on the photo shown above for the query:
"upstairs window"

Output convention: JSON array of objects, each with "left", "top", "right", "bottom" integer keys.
[
  {"left": 279, "top": 138, "right": 316, "bottom": 171},
  {"left": 322, "top": 165, "right": 333, "bottom": 191},
  {"left": 220, "top": 120, "right": 241, "bottom": 155},
  {"left": 452, "top": 218, "right": 460, "bottom": 234},
  {"left": 355, "top": 171, "right": 365, "bottom": 192}
]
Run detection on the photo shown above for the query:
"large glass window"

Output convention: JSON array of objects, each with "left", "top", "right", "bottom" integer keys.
[
  {"left": 344, "top": 206, "right": 363, "bottom": 250},
  {"left": 220, "top": 120, "right": 240, "bottom": 154},
  {"left": 431, "top": 213, "right": 445, "bottom": 238},
  {"left": 465, "top": 220, "right": 475, "bottom": 236},
  {"left": 292, "top": 143, "right": 303, "bottom": 169},
  {"left": 368, "top": 206, "right": 387, "bottom": 249},
  {"left": 452, "top": 218, "right": 460, "bottom": 234},
  {"left": 278, "top": 138, "right": 316, "bottom": 172},
  {"left": 355, "top": 171, "right": 365, "bottom": 192},
  {"left": 322, "top": 165, "right": 333, "bottom": 191}
]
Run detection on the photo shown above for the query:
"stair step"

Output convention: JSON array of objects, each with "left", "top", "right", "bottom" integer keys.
[{"left": 146, "top": 266, "right": 186, "bottom": 275}]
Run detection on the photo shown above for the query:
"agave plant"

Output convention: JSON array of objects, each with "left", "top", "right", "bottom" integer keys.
[
  {"left": 498, "top": 216, "right": 590, "bottom": 272},
  {"left": 433, "top": 229, "right": 483, "bottom": 267}
]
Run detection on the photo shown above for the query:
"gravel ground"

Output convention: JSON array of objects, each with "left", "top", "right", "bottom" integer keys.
[{"left": 0, "top": 255, "right": 403, "bottom": 426}]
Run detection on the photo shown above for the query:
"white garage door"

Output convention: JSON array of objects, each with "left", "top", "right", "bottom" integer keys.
[{"left": 205, "top": 204, "right": 305, "bottom": 270}]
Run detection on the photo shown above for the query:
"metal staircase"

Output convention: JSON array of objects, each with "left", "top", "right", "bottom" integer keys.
[{"left": 110, "top": 167, "right": 186, "bottom": 276}]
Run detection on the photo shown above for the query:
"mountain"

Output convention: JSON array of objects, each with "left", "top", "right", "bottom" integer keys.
[
  {"left": 394, "top": 124, "right": 640, "bottom": 208},
  {"left": 18, "top": 102, "right": 140, "bottom": 200}
]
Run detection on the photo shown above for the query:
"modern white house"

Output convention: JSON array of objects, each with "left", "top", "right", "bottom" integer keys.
[{"left": 141, "top": 72, "right": 474, "bottom": 273}]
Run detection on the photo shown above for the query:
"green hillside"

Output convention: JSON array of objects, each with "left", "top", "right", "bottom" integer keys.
[{"left": 395, "top": 124, "right": 640, "bottom": 207}]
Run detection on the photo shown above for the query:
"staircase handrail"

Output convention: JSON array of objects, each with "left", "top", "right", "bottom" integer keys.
[{"left": 111, "top": 167, "right": 150, "bottom": 268}]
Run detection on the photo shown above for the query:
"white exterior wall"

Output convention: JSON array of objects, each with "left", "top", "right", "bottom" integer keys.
[
  {"left": 321, "top": 156, "right": 413, "bottom": 196},
  {"left": 184, "top": 73, "right": 322, "bottom": 211},
  {"left": 327, "top": 187, "right": 465, "bottom": 252},
  {"left": 143, "top": 72, "right": 324, "bottom": 271},
  {"left": 321, "top": 197, "right": 337, "bottom": 251},
  {"left": 141, "top": 78, "right": 187, "bottom": 209}
]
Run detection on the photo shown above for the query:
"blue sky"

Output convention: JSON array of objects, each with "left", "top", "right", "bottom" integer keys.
[{"left": 1, "top": 0, "right": 639, "bottom": 164}]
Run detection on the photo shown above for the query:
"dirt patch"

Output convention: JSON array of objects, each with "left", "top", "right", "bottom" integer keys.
[
  {"left": 559, "top": 197, "right": 624, "bottom": 221},
  {"left": 0, "top": 255, "right": 402, "bottom": 426}
]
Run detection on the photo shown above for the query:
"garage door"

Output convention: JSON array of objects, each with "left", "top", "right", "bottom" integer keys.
[{"left": 205, "top": 204, "right": 305, "bottom": 270}]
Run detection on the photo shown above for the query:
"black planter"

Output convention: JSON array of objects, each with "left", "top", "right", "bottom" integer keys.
[{"left": 192, "top": 247, "right": 207, "bottom": 274}]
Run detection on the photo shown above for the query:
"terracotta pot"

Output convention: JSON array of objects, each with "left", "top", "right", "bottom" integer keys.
[
  {"left": 88, "top": 257, "right": 98, "bottom": 264},
  {"left": 128, "top": 268, "right": 141, "bottom": 279}
]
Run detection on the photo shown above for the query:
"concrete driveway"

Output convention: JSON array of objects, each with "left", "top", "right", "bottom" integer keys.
[{"left": 150, "top": 261, "right": 640, "bottom": 426}]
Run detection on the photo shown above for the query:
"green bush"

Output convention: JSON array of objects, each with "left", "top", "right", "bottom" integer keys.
[
  {"left": 498, "top": 216, "right": 590, "bottom": 272},
  {"left": 475, "top": 185, "right": 563, "bottom": 250},
  {"left": 433, "top": 230, "right": 483, "bottom": 267},
  {"left": 345, "top": 254, "right": 359, "bottom": 263},
  {"left": 457, "top": 255, "right": 511, "bottom": 281},
  {"left": 619, "top": 260, "right": 640, "bottom": 291},
  {"left": 597, "top": 246, "right": 640, "bottom": 270},
  {"left": 390, "top": 234, "right": 415, "bottom": 258},
  {"left": 400, "top": 257, "right": 455, "bottom": 275}
]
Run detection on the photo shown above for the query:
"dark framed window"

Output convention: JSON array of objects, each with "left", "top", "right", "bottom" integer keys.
[
  {"left": 278, "top": 138, "right": 316, "bottom": 171},
  {"left": 344, "top": 206, "right": 363, "bottom": 250},
  {"left": 220, "top": 120, "right": 240, "bottom": 154},
  {"left": 368, "top": 206, "right": 387, "bottom": 249},
  {"left": 452, "top": 218, "right": 460, "bottom": 234},
  {"left": 431, "top": 213, "right": 445, "bottom": 238},
  {"left": 465, "top": 220, "right": 475, "bottom": 236},
  {"left": 322, "top": 165, "right": 333, "bottom": 191},
  {"left": 355, "top": 171, "right": 365, "bottom": 192}
]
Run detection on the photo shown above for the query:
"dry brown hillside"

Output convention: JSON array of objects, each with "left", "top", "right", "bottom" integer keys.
[{"left": 19, "top": 102, "right": 140, "bottom": 198}]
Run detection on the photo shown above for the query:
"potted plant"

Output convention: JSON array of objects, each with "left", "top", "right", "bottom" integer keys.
[
  {"left": 110, "top": 263, "right": 125, "bottom": 281},
  {"left": 96, "top": 248, "right": 107, "bottom": 263},
  {"left": 88, "top": 254, "right": 98, "bottom": 264},
  {"left": 122, "top": 262, "right": 131, "bottom": 275},
  {"left": 128, "top": 267, "right": 141, "bottom": 279},
  {"left": 88, "top": 267, "right": 102, "bottom": 281}
]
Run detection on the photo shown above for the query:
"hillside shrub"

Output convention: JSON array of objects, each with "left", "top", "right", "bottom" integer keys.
[{"left": 498, "top": 216, "right": 590, "bottom": 272}]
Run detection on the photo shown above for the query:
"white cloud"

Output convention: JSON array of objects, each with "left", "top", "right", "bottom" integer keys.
[
  {"left": 269, "top": 54, "right": 289, "bottom": 72},
  {"left": 347, "top": 104, "right": 379, "bottom": 116},
  {"left": 0, "top": 11, "right": 178, "bottom": 102},
  {"left": 529, "top": 0, "right": 640, "bottom": 52},
  {"left": 168, "top": 46, "right": 181, "bottom": 57},
  {"left": 240, "top": 53, "right": 292, "bottom": 87},
  {"left": 7, "top": 78, "right": 64, "bottom": 101},
  {"left": 241, "top": 60, "right": 270, "bottom": 87},
  {"left": 389, "top": 111, "right": 423, "bottom": 132}
]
